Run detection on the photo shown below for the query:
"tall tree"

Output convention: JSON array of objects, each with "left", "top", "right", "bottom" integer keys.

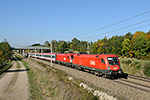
[
  {"left": 0, "top": 51, "right": 5, "bottom": 67},
  {"left": 0, "top": 39, "right": 12, "bottom": 64},
  {"left": 122, "top": 38, "right": 131, "bottom": 57},
  {"left": 44, "top": 41, "right": 50, "bottom": 46},
  {"left": 131, "top": 31, "right": 149, "bottom": 58}
]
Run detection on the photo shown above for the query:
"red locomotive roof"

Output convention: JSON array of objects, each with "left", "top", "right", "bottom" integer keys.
[{"left": 73, "top": 54, "right": 118, "bottom": 58}]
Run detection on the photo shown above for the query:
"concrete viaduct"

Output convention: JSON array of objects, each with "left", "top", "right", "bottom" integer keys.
[{"left": 12, "top": 46, "right": 50, "bottom": 56}]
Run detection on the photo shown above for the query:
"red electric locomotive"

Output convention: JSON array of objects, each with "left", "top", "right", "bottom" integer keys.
[
  {"left": 56, "top": 53, "right": 74, "bottom": 66},
  {"left": 71, "top": 54, "right": 123, "bottom": 77}
]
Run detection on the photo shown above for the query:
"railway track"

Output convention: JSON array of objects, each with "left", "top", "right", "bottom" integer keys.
[
  {"left": 128, "top": 74, "right": 150, "bottom": 83},
  {"left": 113, "top": 74, "right": 150, "bottom": 93},
  {"left": 67, "top": 65, "right": 150, "bottom": 93}
]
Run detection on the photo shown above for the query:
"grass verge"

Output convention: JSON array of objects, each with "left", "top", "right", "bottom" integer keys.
[
  {"left": 22, "top": 59, "right": 99, "bottom": 100},
  {"left": 120, "top": 58, "right": 150, "bottom": 77},
  {"left": 17, "top": 61, "right": 21, "bottom": 68},
  {"left": 14, "top": 55, "right": 22, "bottom": 61},
  {"left": 143, "top": 62, "right": 150, "bottom": 77}
]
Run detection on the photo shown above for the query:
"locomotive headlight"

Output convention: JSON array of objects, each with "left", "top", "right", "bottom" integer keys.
[
  {"left": 118, "top": 70, "right": 122, "bottom": 74},
  {"left": 107, "top": 66, "right": 110, "bottom": 70}
]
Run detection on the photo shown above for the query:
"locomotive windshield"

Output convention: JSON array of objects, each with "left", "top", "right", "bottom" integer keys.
[{"left": 107, "top": 57, "right": 119, "bottom": 65}]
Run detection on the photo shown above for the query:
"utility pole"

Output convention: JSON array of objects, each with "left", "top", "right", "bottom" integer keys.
[
  {"left": 87, "top": 42, "right": 89, "bottom": 54},
  {"left": 35, "top": 49, "right": 36, "bottom": 59},
  {"left": 50, "top": 41, "right": 52, "bottom": 67}
]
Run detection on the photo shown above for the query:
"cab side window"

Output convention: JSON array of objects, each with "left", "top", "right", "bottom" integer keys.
[
  {"left": 71, "top": 55, "right": 74, "bottom": 59},
  {"left": 101, "top": 58, "right": 105, "bottom": 64}
]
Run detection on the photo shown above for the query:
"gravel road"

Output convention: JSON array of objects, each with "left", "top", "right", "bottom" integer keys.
[
  {"left": 33, "top": 58, "right": 150, "bottom": 100},
  {"left": 0, "top": 61, "right": 29, "bottom": 100}
]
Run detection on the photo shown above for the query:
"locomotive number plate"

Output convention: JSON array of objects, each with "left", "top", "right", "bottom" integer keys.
[{"left": 113, "top": 67, "right": 118, "bottom": 69}]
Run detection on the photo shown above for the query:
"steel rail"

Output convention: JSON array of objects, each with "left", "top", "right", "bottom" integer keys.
[
  {"left": 114, "top": 80, "right": 150, "bottom": 93},
  {"left": 128, "top": 74, "right": 150, "bottom": 83}
]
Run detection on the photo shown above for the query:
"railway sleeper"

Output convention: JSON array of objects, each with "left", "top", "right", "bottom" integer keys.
[
  {"left": 81, "top": 67, "right": 85, "bottom": 71},
  {"left": 84, "top": 69, "right": 90, "bottom": 72},
  {"left": 75, "top": 66, "right": 79, "bottom": 70},
  {"left": 89, "top": 70, "right": 95, "bottom": 75},
  {"left": 66, "top": 64, "right": 69, "bottom": 67},
  {"left": 78, "top": 67, "right": 82, "bottom": 71},
  {"left": 95, "top": 71, "right": 103, "bottom": 77}
]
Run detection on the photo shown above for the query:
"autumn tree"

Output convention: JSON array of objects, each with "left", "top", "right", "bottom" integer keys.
[
  {"left": 91, "top": 42, "right": 98, "bottom": 54},
  {"left": 0, "top": 51, "right": 4, "bottom": 67},
  {"left": 44, "top": 41, "right": 50, "bottom": 47},
  {"left": 122, "top": 38, "right": 131, "bottom": 57},
  {"left": 70, "top": 38, "right": 81, "bottom": 51},
  {"left": 97, "top": 39, "right": 105, "bottom": 54},
  {"left": 131, "top": 31, "right": 149, "bottom": 59},
  {"left": 0, "top": 39, "right": 12, "bottom": 67},
  {"left": 41, "top": 30, "right": 150, "bottom": 59}
]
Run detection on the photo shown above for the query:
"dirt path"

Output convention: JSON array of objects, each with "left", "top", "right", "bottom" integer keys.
[{"left": 0, "top": 61, "right": 29, "bottom": 100}]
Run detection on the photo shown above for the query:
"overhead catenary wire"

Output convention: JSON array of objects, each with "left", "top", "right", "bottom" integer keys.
[
  {"left": 81, "top": 18, "right": 150, "bottom": 40},
  {"left": 64, "top": 10, "right": 150, "bottom": 40},
  {"left": 87, "top": 24, "right": 150, "bottom": 41},
  {"left": 115, "top": 24, "right": 150, "bottom": 36}
]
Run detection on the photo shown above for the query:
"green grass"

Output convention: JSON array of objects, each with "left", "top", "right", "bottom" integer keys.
[
  {"left": 120, "top": 58, "right": 150, "bottom": 76},
  {"left": 130, "top": 61, "right": 139, "bottom": 67},
  {"left": 17, "top": 61, "right": 21, "bottom": 68},
  {"left": 14, "top": 55, "right": 22, "bottom": 61},
  {"left": 135, "top": 64, "right": 141, "bottom": 70},
  {"left": 22, "top": 60, "right": 43, "bottom": 99},
  {"left": 143, "top": 62, "right": 150, "bottom": 77},
  {"left": 22, "top": 61, "right": 30, "bottom": 70}
]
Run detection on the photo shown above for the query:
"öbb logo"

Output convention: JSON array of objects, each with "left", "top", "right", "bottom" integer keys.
[{"left": 90, "top": 60, "right": 95, "bottom": 65}]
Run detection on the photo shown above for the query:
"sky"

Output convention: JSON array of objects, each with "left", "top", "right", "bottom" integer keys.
[{"left": 0, "top": 0, "right": 150, "bottom": 47}]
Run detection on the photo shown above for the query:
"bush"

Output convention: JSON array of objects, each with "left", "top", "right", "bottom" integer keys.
[
  {"left": 141, "top": 53, "right": 150, "bottom": 60},
  {"left": 144, "top": 62, "right": 150, "bottom": 77},
  {"left": 126, "top": 60, "right": 132, "bottom": 65},
  {"left": 135, "top": 64, "right": 141, "bottom": 70},
  {"left": 121, "top": 60, "right": 132, "bottom": 65},
  {"left": 130, "top": 61, "right": 139, "bottom": 67}
]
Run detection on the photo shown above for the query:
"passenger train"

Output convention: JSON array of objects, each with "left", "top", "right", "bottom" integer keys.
[{"left": 26, "top": 53, "right": 123, "bottom": 77}]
